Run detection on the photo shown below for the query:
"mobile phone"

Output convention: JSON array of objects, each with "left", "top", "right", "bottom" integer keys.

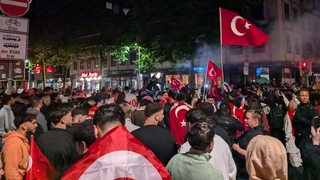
[
  {"left": 312, "top": 116, "right": 320, "bottom": 129},
  {"left": 241, "top": 97, "right": 246, "bottom": 101},
  {"left": 217, "top": 101, "right": 222, "bottom": 106}
]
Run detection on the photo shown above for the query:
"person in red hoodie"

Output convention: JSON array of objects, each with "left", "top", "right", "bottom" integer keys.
[{"left": 2, "top": 114, "right": 38, "bottom": 180}]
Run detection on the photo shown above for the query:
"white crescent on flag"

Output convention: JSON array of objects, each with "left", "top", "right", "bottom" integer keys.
[
  {"left": 175, "top": 105, "right": 190, "bottom": 118},
  {"left": 209, "top": 68, "right": 216, "bottom": 77},
  {"left": 231, "top": 16, "right": 246, "bottom": 36},
  {"left": 79, "top": 151, "right": 162, "bottom": 180},
  {"left": 172, "top": 79, "right": 179, "bottom": 85}
]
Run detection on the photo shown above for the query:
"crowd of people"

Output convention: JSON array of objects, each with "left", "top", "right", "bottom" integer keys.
[{"left": 0, "top": 81, "right": 319, "bottom": 180}]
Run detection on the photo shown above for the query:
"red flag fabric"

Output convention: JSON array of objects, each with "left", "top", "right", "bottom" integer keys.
[
  {"left": 62, "top": 126, "right": 171, "bottom": 180},
  {"left": 169, "top": 101, "right": 192, "bottom": 145},
  {"left": 25, "top": 135, "right": 57, "bottom": 180},
  {"left": 220, "top": 8, "right": 269, "bottom": 46},
  {"left": 170, "top": 77, "right": 181, "bottom": 89},
  {"left": 206, "top": 60, "right": 222, "bottom": 85}
]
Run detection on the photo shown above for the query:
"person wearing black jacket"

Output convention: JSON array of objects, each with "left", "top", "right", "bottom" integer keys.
[
  {"left": 293, "top": 88, "right": 318, "bottom": 150},
  {"left": 213, "top": 103, "right": 244, "bottom": 144}
]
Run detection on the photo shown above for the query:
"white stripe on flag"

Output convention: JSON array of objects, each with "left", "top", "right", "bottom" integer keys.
[{"left": 1, "top": 0, "right": 28, "bottom": 7}]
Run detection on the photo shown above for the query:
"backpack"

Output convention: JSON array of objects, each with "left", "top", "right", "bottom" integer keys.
[{"left": 268, "top": 106, "right": 285, "bottom": 130}]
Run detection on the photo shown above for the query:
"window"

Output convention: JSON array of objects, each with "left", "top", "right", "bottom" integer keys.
[
  {"left": 252, "top": 44, "right": 266, "bottom": 53},
  {"left": 73, "top": 61, "right": 77, "bottom": 70},
  {"left": 293, "top": 8, "right": 298, "bottom": 22},
  {"left": 87, "top": 59, "right": 91, "bottom": 69},
  {"left": 284, "top": 3, "right": 290, "bottom": 21},
  {"left": 229, "top": 46, "right": 243, "bottom": 55},
  {"left": 129, "top": 51, "right": 137, "bottom": 65},
  {"left": 286, "top": 34, "right": 292, "bottom": 53},
  {"left": 111, "top": 56, "right": 117, "bottom": 67},
  {"left": 80, "top": 61, "right": 84, "bottom": 70},
  {"left": 295, "top": 38, "right": 300, "bottom": 55},
  {"left": 94, "top": 58, "right": 100, "bottom": 68}
]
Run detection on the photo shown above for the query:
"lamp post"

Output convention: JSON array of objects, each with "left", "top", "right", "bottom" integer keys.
[
  {"left": 25, "top": 59, "right": 31, "bottom": 89},
  {"left": 135, "top": 43, "right": 141, "bottom": 88}
]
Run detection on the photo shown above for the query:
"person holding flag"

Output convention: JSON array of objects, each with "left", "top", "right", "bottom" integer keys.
[{"left": 62, "top": 104, "right": 171, "bottom": 180}]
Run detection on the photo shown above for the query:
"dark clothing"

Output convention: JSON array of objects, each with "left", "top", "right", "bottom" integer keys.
[
  {"left": 215, "top": 125, "right": 232, "bottom": 148},
  {"left": 132, "top": 125, "right": 177, "bottom": 165},
  {"left": 36, "top": 128, "right": 78, "bottom": 175},
  {"left": 302, "top": 140, "right": 320, "bottom": 180},
  {"left": 213, "top": 114, "right": 244, "bottom": 144},
  {"left": 234, "top": 126, "right": 263, "bottom": 179},
  {"left": 292, "top": 102, "right": 318, "bottom": 150}
]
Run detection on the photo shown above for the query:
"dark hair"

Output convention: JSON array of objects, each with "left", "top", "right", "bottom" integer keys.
[
  {"left": 123, "top": 86, "right": 130, "bottom": 91},
  {"left": 139, "top": 98, "right": 153, "bottom": 106},
  {"left": 196, "top": 102, "right": 215, "bottom": 116},
  {"left": 145, "top": 102, "right": 163, "bottom": 117},
  {"left": 188, "top": 121, "right": 215, "bottom": 151},
  {"left": 176, "top": 93, "right": 187, "bottom": 101},
  {"left": 68, "top": 119, "right": 96, "bottom": 147},
  {"left": 48, "top": 103, "right": 73, "bottom": 124},
  {"left": 15, "top": 113, "right": 37, "bottom": 128},
  {"left": 72, "top": 107, "right": 89, "bottom": 117},
  {"left": 93, "top": 104, "right": 125, "bottom": 129},
  {"left": 217, "top": 102, "right": 230, "bottom": 115},
  {"left": 299, "top": 88, "right": 309, "bottom": 94},
  {"left": 116, "top": 92, "right": 127, "bottom": 104},
  {"left": 2, "top": 94, "right": 12, "bottom": 105},
  {"left": 185, "top": 109, "right": 207, "bottom": 124}
]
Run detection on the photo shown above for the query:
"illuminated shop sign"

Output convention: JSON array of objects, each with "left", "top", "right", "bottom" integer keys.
[{"left": 80, "top": 72, "right": 99, "bottom": 78}]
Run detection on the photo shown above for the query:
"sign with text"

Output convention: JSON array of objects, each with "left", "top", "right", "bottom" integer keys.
[
  {"left": 0, "top": 60, "right": 9, "bottom": 80},
  {"left": 80, "top": 72, "right": 99, "bottom": 78},
  {"left": 0, "top": 15, "right": 29, "bottom": 33},
  {"left": 11, "top": 60, "right": 24, "bottom": 80},
  {"left": 0, "top": 31, "right": 27, "bottom": 60}
]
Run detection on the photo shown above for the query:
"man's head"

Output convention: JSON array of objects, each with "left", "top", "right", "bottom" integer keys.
[
  {"left": 30, "top": 97, "right": 42, "bottom": 110},
  {"left": 72, "top": 107, "right": 90, "bottom": 124},
  {"left": 123, "top": 86, "right": 130, "bottom": 93},
  {"left": 187, "top": 121, "right": 215, "bottom": 153},
  {"left": 41, "top": 95, "right": 51, "bottom": 106},
  {"left": 2, "top": 94, "right": 14, "bottom": 106},
  {"left": 48, "top": 103, "right": 73, "bottom": 128},
  {"left": 299, "top": 88, "right": 309, "bottom": 104},
  {"left": 144, "top": 102, "right": 164, "bottom": 124},
  {"left": 196, "top": 102, "right": 215, "bottom": 117},
  {"left": 15, "top": 113, "right": 38, "bottom": 136},
  {"left": 93, "top": 104, "right": 125, "bottom": 138},
  {"left": 68, "top": 120, "right": 96, "bottom": 156}
]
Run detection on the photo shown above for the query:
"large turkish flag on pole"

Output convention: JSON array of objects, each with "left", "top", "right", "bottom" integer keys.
[
  {"left": 62, "top": 126, "right": 171, "bottom": 180},
  {"left": 220, "top": 8, "right": 269, "bottom": 46}
]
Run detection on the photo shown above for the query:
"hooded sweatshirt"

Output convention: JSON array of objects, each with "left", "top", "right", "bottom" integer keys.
[
  {"left": 2, "top": 131, "right": 29, "bottom": 180},
  {"left": 246, "top": 135, "right": 288, "bottom": 180}
]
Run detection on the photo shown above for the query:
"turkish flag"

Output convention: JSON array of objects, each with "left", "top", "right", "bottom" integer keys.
[
  {"left": 62, "top": 126, "right": 171, "bottom": 180},
  {"left": 25, "top": 135, "right": 57, "bottom": 180},
  {"left": 170, "top": 77, "right": 181, "bottom": 89},
  {"left": 169, "top": 101, "right": 191, "bottom": 145},
  {"left": 220, "top": 8, "right": 269, "bottom": 46},
  {"left": 206, "top": 60, "right": 222, "bottom": 85}
]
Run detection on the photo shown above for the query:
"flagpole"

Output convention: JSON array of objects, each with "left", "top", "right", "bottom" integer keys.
[{"left": 219, "top": 7, "right": 225, "bottom": 84}]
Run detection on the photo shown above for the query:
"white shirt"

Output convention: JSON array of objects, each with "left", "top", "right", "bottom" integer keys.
[{"left": 179, "top": 135, "right": 237, "bottom": 180}]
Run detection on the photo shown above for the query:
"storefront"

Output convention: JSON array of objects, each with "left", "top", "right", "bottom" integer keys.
[{"left": 75, "top": 72, "right": 101, "bottom": 92}]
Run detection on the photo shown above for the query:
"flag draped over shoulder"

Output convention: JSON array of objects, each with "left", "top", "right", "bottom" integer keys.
[
  {"left": 25, "top": 135, "right": 57, "bottom": 180},
  {"left": 170, "top": 77, "right": 181, "bottom": 89},
  {"left": 62, "top": 126, "right": 171, "bottom": 180},
  {"left": 220, "top": 8, "right": 269, "bottom": 46},
  {"left": 206, "top": 60, "right": 222, "bottom": 85}
]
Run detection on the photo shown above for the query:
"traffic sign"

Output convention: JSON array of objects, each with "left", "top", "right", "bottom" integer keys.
[
  {"left": 0, "top": 31, "right": 28, "bottom": 60},
  {"left": 0, "top": 15, "right": 29, "bottom": 33},
  {"left": 0, "top": 0, "right": 30, "bottom": 17}
]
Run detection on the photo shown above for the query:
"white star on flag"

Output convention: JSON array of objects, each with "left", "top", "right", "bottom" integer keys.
[
  {"left": 244, "top": 22, "right": 251, "bottom": 29},
  {"left": 180, "top": 120, "right": 186, "bottom": 127}
]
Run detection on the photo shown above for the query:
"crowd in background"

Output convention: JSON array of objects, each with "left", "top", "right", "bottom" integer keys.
[{"left": 0, "top": 81, "right": 319, "bottom": 180}]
